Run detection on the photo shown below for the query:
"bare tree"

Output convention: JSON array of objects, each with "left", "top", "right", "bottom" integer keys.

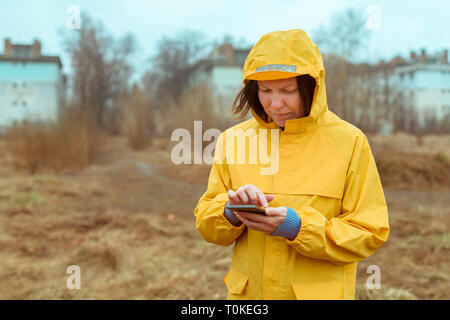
[
  {"left": 142, "top": 29, "right": 209, "bottom": 107},
  {"left": 62, "top": 13, "right": 136, "bottom": 129},
  {"left": 313, "top": 8, "right": 371, "bottom": 126},
  {"left": 313, "top": 8, "right": 370, "bottom": 60}
]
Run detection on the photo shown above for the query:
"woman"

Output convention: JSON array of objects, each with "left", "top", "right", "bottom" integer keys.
[{"left": 194, "top": 29, "right": 390, "bottom": 300}]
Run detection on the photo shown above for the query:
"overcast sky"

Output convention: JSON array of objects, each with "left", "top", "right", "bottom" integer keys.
[{"left": 1, "top": 0, "right": 448, "bottom": 79}]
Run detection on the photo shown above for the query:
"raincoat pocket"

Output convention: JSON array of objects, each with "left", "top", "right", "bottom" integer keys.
[
  {"left": 292, "top": 281, "right": 343, "bottom": 300},
  {"left": 224, "top": 268, "right": 249, "bottom": 295}
]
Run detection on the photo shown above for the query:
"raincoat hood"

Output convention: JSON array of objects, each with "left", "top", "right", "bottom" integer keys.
[{"left": 243, "top": 29, "right": 328, "bottom": 133}]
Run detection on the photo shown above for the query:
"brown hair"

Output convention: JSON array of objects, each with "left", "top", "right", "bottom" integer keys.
[{"left": 231, "top": 74, "right": 316, "bottom": 122}]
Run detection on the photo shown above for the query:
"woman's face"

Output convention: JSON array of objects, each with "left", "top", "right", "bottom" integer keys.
[{"left": 257, "top": 77, "right": 305, "bottom": 128}]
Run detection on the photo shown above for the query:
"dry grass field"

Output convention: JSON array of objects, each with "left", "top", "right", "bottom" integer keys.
[{"left": 0, "top": 133, "right": 449, "bottom": 299}]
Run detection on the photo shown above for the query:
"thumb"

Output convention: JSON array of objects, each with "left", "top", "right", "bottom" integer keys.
[
  {"left": 264, "top": 207, "right": 276, "bottom": 216},
  {"left": 265, "top": 206, "right": 285, "bottom": 217},
  {"left": 265, "top": 194, "right": 275, "bottom": 202}
]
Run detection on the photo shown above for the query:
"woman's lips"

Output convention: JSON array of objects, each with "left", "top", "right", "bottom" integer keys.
[{"left": 272, "top": 113, "right": 293, "bottom": 119}]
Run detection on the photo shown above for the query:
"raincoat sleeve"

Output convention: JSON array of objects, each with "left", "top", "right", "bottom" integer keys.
[
  {"left": 286, "top": 134, "right": 390, "bottom": 265},
  {"left": 194, "top": 133, "right": 246, "bottom": 246}
]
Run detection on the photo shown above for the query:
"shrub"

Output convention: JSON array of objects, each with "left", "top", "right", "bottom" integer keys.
[
  {"left": 4, "top": 106, "right": 105, "bottom": 174},
  {"left": 119, "top": 86, "right": 153, "bottom": 151}
]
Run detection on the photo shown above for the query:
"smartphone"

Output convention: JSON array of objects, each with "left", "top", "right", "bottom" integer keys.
[{"left": 227, "top": 205, "right": 266, "bottom": 215}]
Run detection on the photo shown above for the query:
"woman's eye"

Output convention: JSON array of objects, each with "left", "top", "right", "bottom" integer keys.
[{"left": 259, "top": 88, "right": 296, "bottom": 93}]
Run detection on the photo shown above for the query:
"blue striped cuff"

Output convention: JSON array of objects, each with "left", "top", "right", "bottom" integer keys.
[
  {"left": 271, "top": 207, "right": 301, "bottom": 240},
  {"left": 224, "top": 201, "right": 242, "bottom": 226}
]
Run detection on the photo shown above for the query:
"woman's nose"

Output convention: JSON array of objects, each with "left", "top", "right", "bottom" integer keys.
[{"left": 270, "top": 95, "right": 284, "bottom": 110}]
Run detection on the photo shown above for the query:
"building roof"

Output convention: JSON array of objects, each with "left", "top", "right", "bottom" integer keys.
[
  {"left": 345, "top": 48, "right": 449, "bottom": 77},
  {"left": 0, "top": 38, "right": 62, "bottom": 68},
  {"left": 193, "top": 43, "right": 250, "bottom": 71},
  {"left": 0, "top": 55, "right": 62, "bottom": 68}
]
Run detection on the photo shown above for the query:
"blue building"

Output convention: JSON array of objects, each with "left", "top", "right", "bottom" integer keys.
[{"left": 0, "top": 39, "right": 66, "bottom": 130}]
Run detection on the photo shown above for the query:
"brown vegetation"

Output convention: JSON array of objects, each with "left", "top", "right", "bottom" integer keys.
[
  {"left": 368, "top": 133, "right": 450, "bottom": 190},
  {"left": 0, "top": 133, "right": 448, "bottom": 299},
  {"left": 4, "top": 106, "right": 105, "bottom": 174},
  {"left": 119, "top": 85, "right": 153, "bottom": 151}
]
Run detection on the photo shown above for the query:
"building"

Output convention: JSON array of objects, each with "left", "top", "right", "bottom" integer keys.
[
  {"left": 189, "top": 43, "right": 250, "bottom": 116},
  {"left": 0, "top": 39, "right": 66, "bottom": 130},
  {"left": 191, "top": 42, "right": 449, "bottom": 133},
  {"left": 394, "top": 49, "right": 450, "bottom": 128},
  {"left": 348, "top": 48, "right": 449, "bottom": 134}
]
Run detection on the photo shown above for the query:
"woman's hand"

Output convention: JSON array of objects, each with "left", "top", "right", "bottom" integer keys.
[
  {"left": 227, "top": 184, "right": 274, "bottom": 207},
  {"left": 234, "top": 207, "right": 287, "bottom": 235},
  {"left": 227, "top": 184, "right": 284, "bottom": 235}
]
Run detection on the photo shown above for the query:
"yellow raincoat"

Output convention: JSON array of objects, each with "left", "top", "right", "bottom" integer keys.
[{"left": 194, "top": 29, "right": 389, "bottom": 300}]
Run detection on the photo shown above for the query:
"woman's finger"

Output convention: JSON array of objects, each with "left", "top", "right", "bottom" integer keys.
[
  {"left": 256, "top": 190, "right": 269, "bottom": 207},
  {"left": 231, "top": 186, "right": 273, "bottom": 207},
  {"left": 243, "top": 187, "right": 259, "bottom": 205},
  {"left": 265, "top": 207, "right": 287, "bottom": 218},
  {"left": 235, "top": 212, "right": 266, "bottom": 232},
  {"left": 236, "top": 210, "right": 266, "bottom": 223},
  {"left": 246, "top": 185, "right": 269, "bottom": 207},
  {"left": 236, "top": 187, "right": 250, "bottom": 204},
  {"left": 227, "top": 190, "right": 241, "bottom": 205},
  {"left": 265, "top": 194, "right": 275, "bottom": 203}
]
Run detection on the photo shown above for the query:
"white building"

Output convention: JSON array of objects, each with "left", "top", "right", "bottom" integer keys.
[
  {"left": 0, "top": 39, "right": 66, "bottom": 131},
  {"left": 190, "top": 43, "right": 250, "bottom": 117},
  {"left": 350, "top": 49, "right": 449, "bottom": 133},
  {"left": 394, "top": 49, "right": 450, "bottom": 128}
]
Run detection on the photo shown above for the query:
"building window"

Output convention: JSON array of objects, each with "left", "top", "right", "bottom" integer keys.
[
  {"left": 12, "top": 101, "right": 17, "bottom": 106},
  {"left": 22, "top": 101, "right": 27, "bottom": 106},
  {"left": 13, "top": 46, "right": 32, "bottom": 58},
  {"left": 409, "top": 71, "right": 414, "bottom": 80}
]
